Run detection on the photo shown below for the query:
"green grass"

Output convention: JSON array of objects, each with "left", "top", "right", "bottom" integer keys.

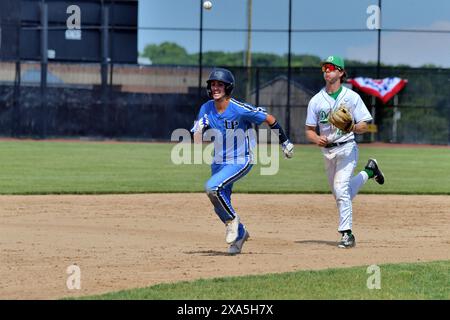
[
  {"left": 74, "top": 260, "right": 450, "bottom": 300},
  {"left": 3, "top": 140, "right": 445, "bottom": 300},
  {"left": 0, "top": 140, "right": 449, "bottom": 194}
]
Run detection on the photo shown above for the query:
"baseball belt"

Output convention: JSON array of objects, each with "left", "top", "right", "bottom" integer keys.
[{"left": 325, "top": 139, "right": 354, "bottom": 148}]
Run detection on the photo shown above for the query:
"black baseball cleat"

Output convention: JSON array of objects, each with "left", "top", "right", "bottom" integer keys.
[
  {"left": 338, "top": 232, "right": 356, "bottom": 249},
  {"left": 365, "top": 158, "right": 385, "bottom": 185}
]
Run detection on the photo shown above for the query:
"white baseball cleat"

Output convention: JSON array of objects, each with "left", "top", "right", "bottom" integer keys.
[
  {"left": 229, "top": 226, "right": 250, "bottom": 255},
  {"left": 225, "top": 215, "right": 240, "bottom": 244}
]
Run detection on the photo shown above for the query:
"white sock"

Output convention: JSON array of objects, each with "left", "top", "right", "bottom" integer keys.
[{"left": 360, "top": 170, "right": 369, "bottom": 182}]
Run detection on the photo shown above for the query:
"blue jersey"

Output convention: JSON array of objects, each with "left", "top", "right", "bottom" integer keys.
[{"left": 192, "top": 98, "right": 267, "bottom": 164}]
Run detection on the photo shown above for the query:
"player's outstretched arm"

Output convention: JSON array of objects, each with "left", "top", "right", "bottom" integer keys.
[
  {"left": 193, "top": 130, "right": 203, "bottom": 144},
  {"left": 264, "top": 114, "right": 294, "bottom": 159}
]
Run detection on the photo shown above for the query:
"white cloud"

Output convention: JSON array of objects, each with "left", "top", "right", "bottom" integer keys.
[{"left": 346, "top": 21, "right": 450, "bottom": 67}]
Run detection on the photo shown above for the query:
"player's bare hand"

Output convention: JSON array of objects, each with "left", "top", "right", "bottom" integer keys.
[{"left": 317, "top": 135, "right": 328, "bottom": 147}]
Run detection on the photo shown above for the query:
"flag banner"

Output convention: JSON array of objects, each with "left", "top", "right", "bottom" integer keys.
[{"left": 348, "top": 77, "right": 407, "bottom": 104}]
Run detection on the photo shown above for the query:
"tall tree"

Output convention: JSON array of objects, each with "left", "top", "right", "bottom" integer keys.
[{"left": 141, "top": 42, "right": 196, "bottom": 65}]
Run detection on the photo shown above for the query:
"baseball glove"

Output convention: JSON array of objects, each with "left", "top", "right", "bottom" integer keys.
[{"left": 328, "top": 105, "right": 354, "bottom": 133}]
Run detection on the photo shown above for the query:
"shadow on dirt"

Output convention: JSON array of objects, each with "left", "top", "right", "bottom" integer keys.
[
  {"left": 295, "top": 240, "right": 337, "bottom": 247},
  {"left": 184, "top": 250, "right": 281, "bottom": 256}
]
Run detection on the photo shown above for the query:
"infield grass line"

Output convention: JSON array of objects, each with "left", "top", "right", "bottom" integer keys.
[
  {"left": 70, "top": 260, "right": 450, "bottom": 300},
  {"left": 0, "top": 141, "right": 449, "bottom": 194}
]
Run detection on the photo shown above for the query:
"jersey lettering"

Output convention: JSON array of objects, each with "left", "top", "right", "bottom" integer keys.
[
  {"left": 319, "top": 110, "right": 329, "bottom": 123},
  {"left": 224, "top": 120, "right": 239, "bottom": 129}
]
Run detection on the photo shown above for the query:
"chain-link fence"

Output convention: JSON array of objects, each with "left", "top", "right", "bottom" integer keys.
[
  {"left": 0, "top": 0, "right": 449, "bottom": 144},
  {"left": 0, "top": 61, "right": 449, "bottom": 144}
]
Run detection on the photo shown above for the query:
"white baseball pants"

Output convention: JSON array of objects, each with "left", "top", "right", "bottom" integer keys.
[{"left": 323, "top": 142, "right": 369, "bottom": 232}]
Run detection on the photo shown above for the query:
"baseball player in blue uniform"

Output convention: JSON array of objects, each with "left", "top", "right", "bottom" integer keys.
[{"left": 192, "top": 68, "right": 294, "bottom": 254}]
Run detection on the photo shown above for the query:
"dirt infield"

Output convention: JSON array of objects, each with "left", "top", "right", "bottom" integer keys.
[{"left": 1, "top": 193, "right": 449, "bottom": 299}]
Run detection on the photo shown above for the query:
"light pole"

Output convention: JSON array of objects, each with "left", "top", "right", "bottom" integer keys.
[
  {"left": 374, "top": 0, "right": 382, "bottom": 142},
  {"left": 376, "top": 0, "right": 382, "bottom": 79},
  {"left": 245, "top": 0, "right": 252, "bottom": 100},
  {"left": 40, "top": 1, "right": 48, "bottom": 138},
  {"left": 286, "top": 0, "right": 292, "bottom": 138},
  {"left": 198, "top": 0, "right": 204, "bottom": 101}
]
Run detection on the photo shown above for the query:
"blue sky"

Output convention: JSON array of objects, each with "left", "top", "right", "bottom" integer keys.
[{"left": 138, "top": 0, "right": 450, "bottom": 67}]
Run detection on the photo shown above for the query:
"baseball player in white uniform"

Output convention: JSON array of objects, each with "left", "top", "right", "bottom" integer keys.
[{"left": 305, "top": 55, "right": 385, "bottom": 248}]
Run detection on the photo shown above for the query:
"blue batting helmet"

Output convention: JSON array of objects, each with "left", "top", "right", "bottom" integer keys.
[{"left": 206, "top": 68, "right": 235, "bottom": 97}]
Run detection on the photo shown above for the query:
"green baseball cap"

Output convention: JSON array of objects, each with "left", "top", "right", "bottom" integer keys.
[{"left": 320, "top": 55, "right": 345, "bottom": 69}]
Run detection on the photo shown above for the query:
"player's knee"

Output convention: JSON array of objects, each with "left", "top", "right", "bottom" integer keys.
[
  {"left": 334, "top": 182, "right": 350, "bottom": 200},
  {"left": 205, "top": 181, "right": 219, "bottom": 195}
]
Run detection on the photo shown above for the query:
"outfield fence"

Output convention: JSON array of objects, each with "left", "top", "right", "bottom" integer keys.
[{"left": 0, "top": 62, "right": 449, "bottom": 144}]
